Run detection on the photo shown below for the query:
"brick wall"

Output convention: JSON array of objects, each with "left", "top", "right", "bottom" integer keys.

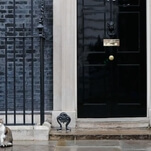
[{"left": 0, "top": 0, "right": 53, "bottom": 112}]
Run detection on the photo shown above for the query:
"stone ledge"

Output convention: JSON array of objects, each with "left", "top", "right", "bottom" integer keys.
[{"left": 8, "top": 122, "right": 51, "bottom": 141}]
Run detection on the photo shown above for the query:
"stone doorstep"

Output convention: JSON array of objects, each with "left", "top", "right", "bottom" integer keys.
[
  {"left": 49, "top": 128, "right": 151, "bottom": 140},
  {"left": 7, "top": 122, "right": 51, "bottom": 141},
  {"left": 50, "top": 118, "right": 151, "bottom": 140}
]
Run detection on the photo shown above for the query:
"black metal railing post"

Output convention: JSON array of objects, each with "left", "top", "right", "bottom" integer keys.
[
  {"left": 37, "top": 0, "right": 45, "bottom": 125},
  {"left": 37, "top": 23, "right": 45, "bottom": 125}
]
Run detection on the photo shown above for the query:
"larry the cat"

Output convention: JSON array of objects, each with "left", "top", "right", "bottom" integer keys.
[{"left": 0, "top": 119, "right": 13, "bottom": 147}]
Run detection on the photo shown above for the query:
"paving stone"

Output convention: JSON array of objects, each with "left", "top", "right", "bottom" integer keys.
[
  {"left": 1, "top": 140, "right": 151, "bottom": 151},
  {"left": 56, "top": 146, "right": 121, "bottom": 151}
]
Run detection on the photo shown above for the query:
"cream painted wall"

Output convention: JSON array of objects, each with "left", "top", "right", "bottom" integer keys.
[{"left": 52, "top": 0, "right": 77, "bottom": 128}]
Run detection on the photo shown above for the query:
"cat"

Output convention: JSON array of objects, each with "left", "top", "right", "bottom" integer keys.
[{"left": 0, "top": 119, "right": 13, "bottom": 147}]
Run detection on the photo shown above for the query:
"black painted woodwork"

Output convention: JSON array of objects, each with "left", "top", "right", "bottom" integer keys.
[{"left": 77, "top": 0, "right": 146, "bottom": 118}]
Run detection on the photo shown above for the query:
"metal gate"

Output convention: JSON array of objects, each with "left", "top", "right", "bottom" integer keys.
[{"left": 0, "top": 0, "right": 46, "bottom": 125}]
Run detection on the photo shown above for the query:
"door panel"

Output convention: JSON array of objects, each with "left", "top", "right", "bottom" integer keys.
[
  {"left": 119, "top": 12, "right": 139, "bottom": 51},
  {"left": 77, "top": 0, "right": 146, "bottom": 118},
  {"left": 118, "top": 0, "right": 140, "bottom": 6}
]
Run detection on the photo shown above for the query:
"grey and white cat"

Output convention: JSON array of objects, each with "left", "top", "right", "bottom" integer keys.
[{"left": 0, "top": 119, "right": 13, "bottom": 147}]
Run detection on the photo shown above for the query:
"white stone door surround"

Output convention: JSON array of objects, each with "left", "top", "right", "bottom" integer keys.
[{"left": 52, "top": 0, "right": 151, "bottom": 128}]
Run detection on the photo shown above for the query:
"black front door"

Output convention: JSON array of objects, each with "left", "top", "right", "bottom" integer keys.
[{"left": 77, "top": 0, "right": 146, "bottom": 118}]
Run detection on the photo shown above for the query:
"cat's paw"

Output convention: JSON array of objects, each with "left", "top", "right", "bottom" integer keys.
[
  {"left": 7, "top": 143, "right": 13, "bottom": 147},
  {"left": 0, "top": 144, "right": 5, "bottom": 148},
  {"left": 0, "top": 144, "right": 13, "bottom": 148}
]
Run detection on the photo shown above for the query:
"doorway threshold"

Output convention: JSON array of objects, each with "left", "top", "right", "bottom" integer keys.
[{"left": 76, "top": 118, "right": 149, "bottom": 129}]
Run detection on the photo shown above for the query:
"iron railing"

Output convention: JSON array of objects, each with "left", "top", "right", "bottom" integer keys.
[{"left": 0, "top": 0, "right": 45, "bottom": 125}]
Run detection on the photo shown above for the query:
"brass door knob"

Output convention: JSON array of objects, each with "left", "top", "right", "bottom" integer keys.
[{"left": 109, "top": 55, "right": 114, "bottom": 61}]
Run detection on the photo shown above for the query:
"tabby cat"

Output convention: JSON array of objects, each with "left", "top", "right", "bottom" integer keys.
[{"left": 0, "top": 119, "right": 13, "bottom": 147}]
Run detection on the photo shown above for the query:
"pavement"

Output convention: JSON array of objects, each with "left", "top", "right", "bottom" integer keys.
[{"left": 2, "top": 140, "right": 151, "bottom": 151}]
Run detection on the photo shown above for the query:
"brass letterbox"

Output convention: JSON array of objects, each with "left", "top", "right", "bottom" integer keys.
[{"left": 103, "top": 39, "right": 120, "bottom": 46}]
